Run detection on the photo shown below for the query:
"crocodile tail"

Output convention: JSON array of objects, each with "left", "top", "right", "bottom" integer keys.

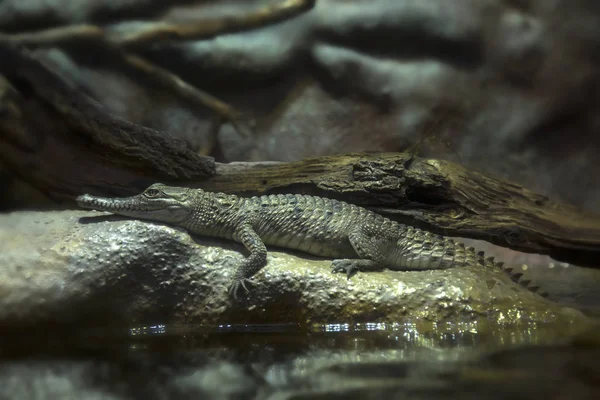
[
  {"left": 395, "top": 227, "right": 548, "bottom": 297},
  {"left": 481, "top": 254, "right": 549, "bottom": 297},
  {"left": 395, "top": 227, "right": 488, "bottom": 271},
  {"left": 452, "top": 241, "right": 550, "bottom": 297}
]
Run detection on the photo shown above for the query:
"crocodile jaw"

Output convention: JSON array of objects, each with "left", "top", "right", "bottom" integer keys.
[{"left": 76, "top": 193, "right": 191, "bottom": 223}]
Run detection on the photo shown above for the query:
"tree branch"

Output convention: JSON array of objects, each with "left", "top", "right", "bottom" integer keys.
[
  {"left": 113, "top": 0, "right": 316, "bottom": 48},
  {"left": 0, "top": 41, "right": 214, "bottom": 195},
  {"left": 0, "top": 26, "right": 254, "bottom": 140}
]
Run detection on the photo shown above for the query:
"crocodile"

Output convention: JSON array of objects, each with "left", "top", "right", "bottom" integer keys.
[{"left": 76, "top": 183, "right": 541, "bottom": 298}]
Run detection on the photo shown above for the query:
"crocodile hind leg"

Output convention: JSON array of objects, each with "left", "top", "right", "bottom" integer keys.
[{"left": 331, "top": 230, "right": 386, "bottom": 278}]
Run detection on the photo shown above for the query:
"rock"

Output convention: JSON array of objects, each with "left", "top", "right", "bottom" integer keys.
[{"left": 0, "top": 210, "right": 590, "bottom": 328}]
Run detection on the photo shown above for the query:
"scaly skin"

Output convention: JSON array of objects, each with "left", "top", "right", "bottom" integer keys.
[{"left": 77, "top": 183, "right": 543, "bottom": 298}]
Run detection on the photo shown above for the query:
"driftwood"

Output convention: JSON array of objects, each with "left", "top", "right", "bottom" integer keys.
[{"left": 0, "top": 37, "right": 599, "bottom": 268}]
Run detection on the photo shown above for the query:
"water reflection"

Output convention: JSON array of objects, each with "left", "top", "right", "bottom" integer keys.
[
  {"left": 129, "top": 324, "right": 166, "bottom": 336},
  {"left": 0, "top": 320, "right": 597, "bottom": 400},
  {"left": 116, "top": 318, "right": 590, "bottom": 356}
]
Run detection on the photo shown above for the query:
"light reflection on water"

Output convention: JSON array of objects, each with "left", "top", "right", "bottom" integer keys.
[
  {"left": 120, "top": 318, "right": 587, "bottom": 357},
  {"left": 129, "top": 324, "right": 166, "bottom": 336}
]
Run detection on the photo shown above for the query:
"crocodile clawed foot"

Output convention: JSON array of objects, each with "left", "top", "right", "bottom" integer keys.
[
  {"left": 331, "top": 259, "right": 360, "bottom": 279},
  {"left": 227, "top": 278, "right": 254, "bottom": 300}
]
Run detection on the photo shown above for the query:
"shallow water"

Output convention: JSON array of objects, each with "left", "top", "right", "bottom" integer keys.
[{"left": 1, "top": 320, "right": 598, "bottom": 399}]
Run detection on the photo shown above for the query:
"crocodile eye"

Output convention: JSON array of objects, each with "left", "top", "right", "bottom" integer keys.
[{"left": 145, "top": 188, "right": 160, "bottom": 197}]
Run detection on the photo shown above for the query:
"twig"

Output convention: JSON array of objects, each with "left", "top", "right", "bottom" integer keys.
[{"left": 113, "top": 0, "right": 316, "bottom": 48}]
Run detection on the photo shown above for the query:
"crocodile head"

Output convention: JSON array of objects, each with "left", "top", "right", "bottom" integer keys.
[{"left": 77, "top": 183, "right": 195, "bottom": 224}]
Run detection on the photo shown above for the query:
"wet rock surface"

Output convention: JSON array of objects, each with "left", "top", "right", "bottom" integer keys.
[{"left": 0, "top": 210, "right": 591, "bottom": 328}]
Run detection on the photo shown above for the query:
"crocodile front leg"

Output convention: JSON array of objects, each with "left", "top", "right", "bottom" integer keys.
[{"left": 228, "top": 224, "right": 268, "bottom": 299}]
